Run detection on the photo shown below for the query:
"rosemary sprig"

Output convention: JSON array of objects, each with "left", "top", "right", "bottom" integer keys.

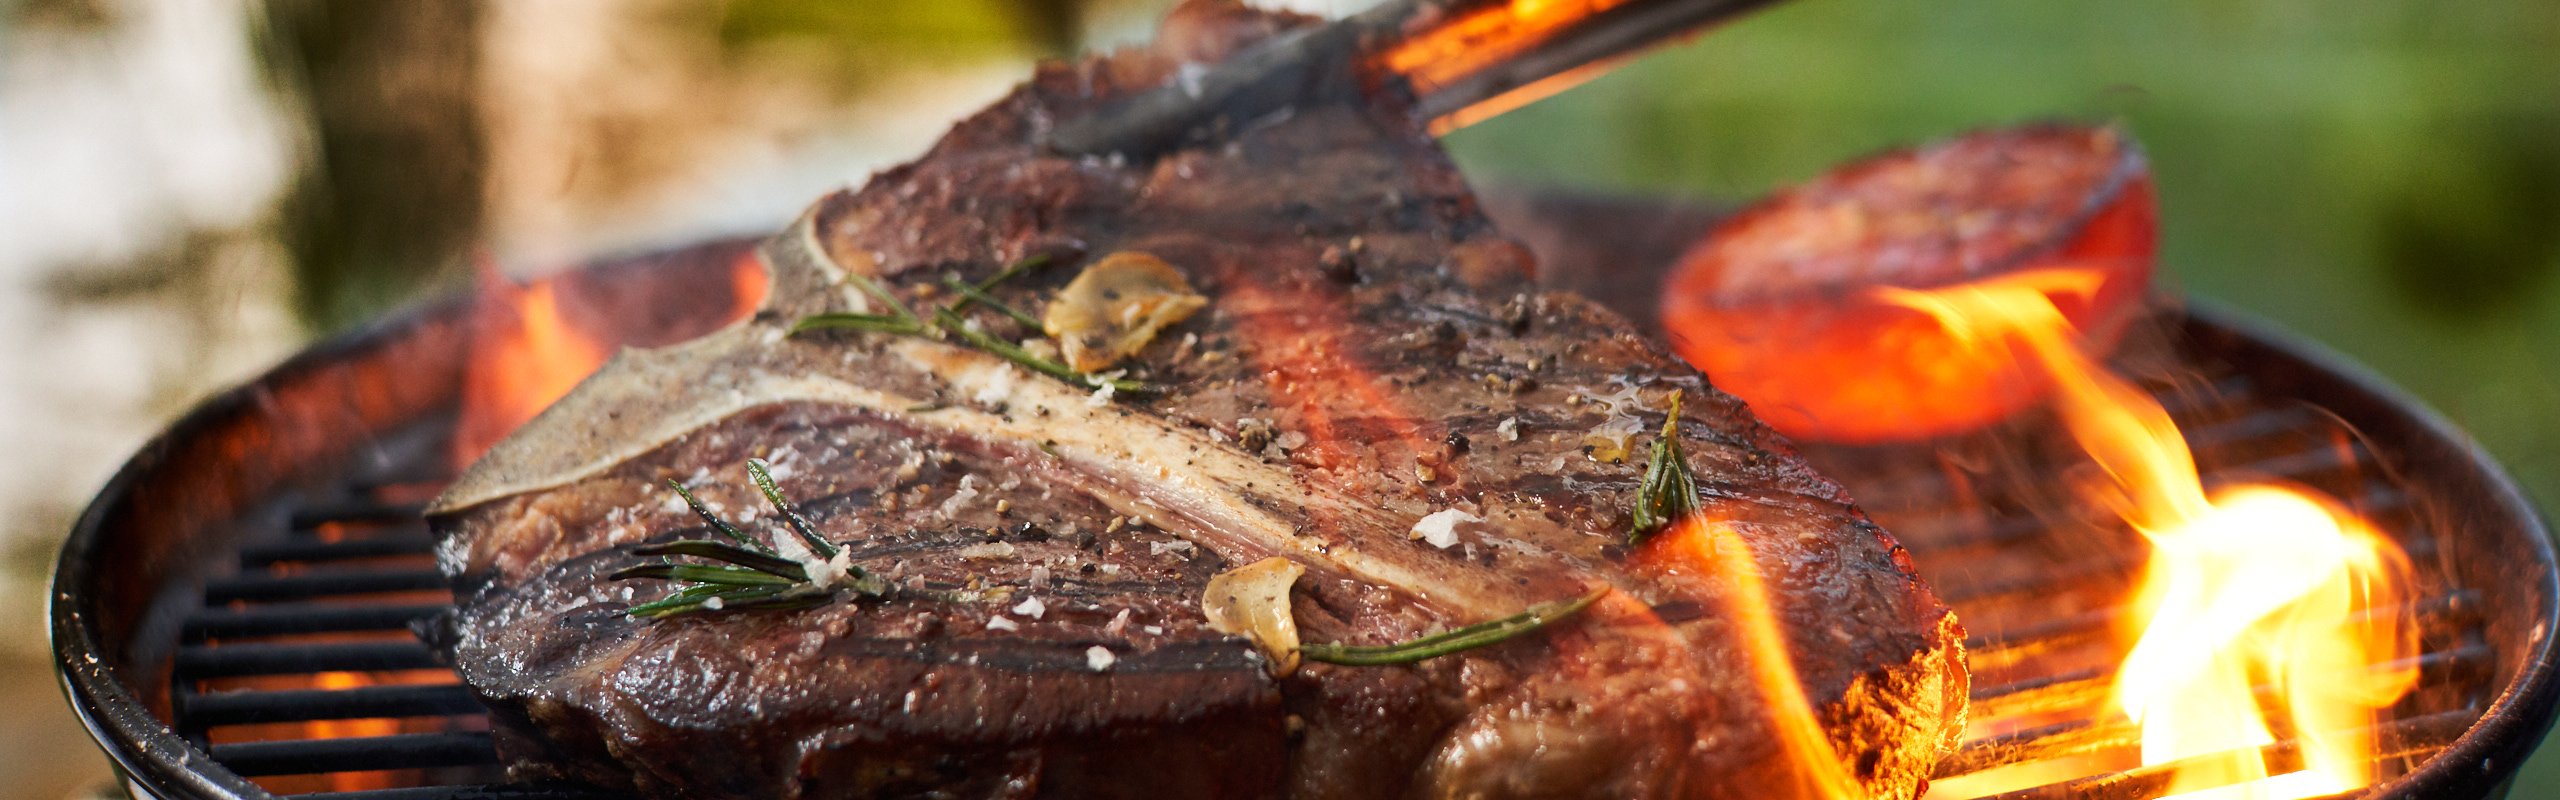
[
  {"left": 666, "top": 478, "right": 772, "bottom": 555},
  {"left": 934, "top": 308, "right": 1149, "bottom": 394},
  {"left": 610, "top": 563, "right": 800, "bottom": 587},
  {"left": 627, "top": 584, "right": 827, "bottom": 618},
  {"left": 1629, "top": 390, "right": 1703, "bottom": 545},
  {"left": 630, "top": 540, "right": 807, "bottom": 577},
  {"left": 942, "top": 275, "right": 1044, "bottom": 330},
  {"left": 746, "top": 458, "right": 837, "bottom": 558},
  {"left": 847, "top": 265, "right": 925, "bottom": 327},
  {"left": 945, "top": 253, "right": 1052, "bottom": 317},
  {"left": 790, "top": 260, "right": 1152, "bottom": 396},
  {"left": 790, "top": 312, "right": 923, "bottom": 336},
  {"left": 1300, "top": 587, "right": 1608, "bottom": 666},
  {"left": 791, "top": 261, "right": 930, "bottom": 335},
  {"left": 615, "top": 464, "right": 890, "bottom": 618}
]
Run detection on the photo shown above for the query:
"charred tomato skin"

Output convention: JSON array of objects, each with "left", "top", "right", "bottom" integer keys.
[{"left": 1660, "top": 124, "right": 2158, "bottom": 444}]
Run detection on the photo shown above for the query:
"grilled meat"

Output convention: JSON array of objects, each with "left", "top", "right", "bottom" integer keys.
[{"left": 430, "top": 4, "right": 1965, "bottom": 797}]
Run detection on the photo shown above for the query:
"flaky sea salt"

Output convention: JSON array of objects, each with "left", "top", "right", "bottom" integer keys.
[
  {"left": 1410, "top": 508, "right": 1481, "bottom": 549},
  {"left": 1012, "top": 595, "right": 1047, "bottom": 620},
  {"left": 987, "top": 615, "right": 1020, "bottom": 632},
  {"left": 1085, "top": 646, "right": 1117, "bottom": 672}
]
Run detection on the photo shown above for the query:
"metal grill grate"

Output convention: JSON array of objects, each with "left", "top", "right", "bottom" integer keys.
[
  {"left": 169, "top": 479, "right": 486, "bottom": 797},
  {"left": 151, "top": 344, "right": 2500, "bottom": 800},
  {"left": 162, "top": 443, "right": 613, "bottom": 799}
]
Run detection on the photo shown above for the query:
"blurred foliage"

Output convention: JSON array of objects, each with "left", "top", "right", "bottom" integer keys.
[
  {"left": 714, "top": 0, "right": 1078, "bottom": 74},
  {"left": 9, "top": 0, "right": 116, "bottom": 30},
  {"left": 260, "top": 0, "right": 485, "bottom": 334}
]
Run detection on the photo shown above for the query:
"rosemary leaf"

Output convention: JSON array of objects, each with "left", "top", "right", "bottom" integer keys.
[
  {"left": 712, "top": 591, "right": 836, "bottom": 614},
  {"left": 668, "top": 479, "right": 772, "bottom": 555},
  {"left": 620, "top": 461, "right": 901, "bottom": 619},
  {"left": 945, "top": 253, "right": 1053, "bottom": 315},
  {"left": 843, "top": 270, "right": 922, "bottom": 326},
  {"left": 628, "top": 585, "right": 796, "bottom": 618},
  {"left": 1301, "top": 587, "right": 1608, "bottom": 666},
  {"left": 984, "top": 252, "right": 1052, "bottom": 290},
  {"left": 612, "top": 563, "right": 801, "bottom": 587},
  {"left": 791, "top": 312, "right": 924, "bottom": 336},
  {"left": 1628, "top": 390, "right": 1703, "bottom": 545},
  {"left": 746, "top": 458, "right": 839, "bottom": 559},
  {"left": 633, "top": 540, "right": 807, "bottom": 580},
  {"left": 933, "top": 308, "right": 1149, "bottom": 394},
  {"left": 942, "top": 275, "right": 1045, "bottom": 330}
]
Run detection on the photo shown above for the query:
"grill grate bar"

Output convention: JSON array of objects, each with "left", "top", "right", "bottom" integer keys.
[
  {"left": 1938, "top": 557, "right": 2143, "bottom": 607},
  {"left": 182, "top": 603, "right": 446, "bottom": 642},
  {"left": 242, "top": 536, "right": 437, "bottom": 567},
  {"left": 176, "top": 641, "right": 442, "bottom": 678},
  {"left": 1936, "top": 717, "right": 2120, "bottom": 781},
  {"left": 204, "top": 568, "right": 448, "bottom": 603},
  {"left": 1970, "top": 706, "right": 2478, "bottom": 800},
  {"left": 291, "top": 501, "right": 430, "bottom": 529},
  {"left": 181, "top": 684, "right": 482, "bottom": 727},
  {"left": 1964, "top": 590, "right": 2479, "bottom": 669},
  {"left": 294, "top": 784, "right": 618, "bottom": 800},
  {"left": 1949, "top": 637, "right": 2494, "bottom": 777},
  {"left": 208, "top": 732, "right": 498, "bottom": 777},
  {"left": 1889, "top": 453, "right": 2399, "bottom": 558}
]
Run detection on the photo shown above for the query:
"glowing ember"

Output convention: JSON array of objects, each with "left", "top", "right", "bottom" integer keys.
[
  {"left": 1883, "top": 271, "right": 2418, "bottom": 799},
  {"left": 306, "top": 671, "right": 402, "bottom": 791}
]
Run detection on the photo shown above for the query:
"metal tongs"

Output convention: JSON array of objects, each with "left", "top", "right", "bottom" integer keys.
[{"left": 1049, "top": 0, "right": 1785, "bottom": 157}]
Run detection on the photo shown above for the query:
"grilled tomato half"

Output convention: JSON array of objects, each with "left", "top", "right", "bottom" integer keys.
[{"left": 1660, "top": 123, "right": 2157, "bottom": 443}]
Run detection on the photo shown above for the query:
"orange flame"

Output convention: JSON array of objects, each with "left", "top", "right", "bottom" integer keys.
[
  {"left": 1640, "top": 519, "right": 1867, "bottom": 799},
  {"left": 450, "top": 249, "right": 768, "bottom": 467},
  {"left": 452, "top": 276, "right": 611, "bottom": 465},
  {"left": 1883, "top": 270, "right": 2418, "bottom": 799}
]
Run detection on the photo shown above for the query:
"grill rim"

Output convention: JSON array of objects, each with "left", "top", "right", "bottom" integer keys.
[
  {"left": 45, "top": 253, "right": 2560, "bottom": 798},
  {"left": 48, "top": 237, "right": 758, "bottom": 800},
  {"left": 51, "top": 292, "right": 466, "bottom": 800}
]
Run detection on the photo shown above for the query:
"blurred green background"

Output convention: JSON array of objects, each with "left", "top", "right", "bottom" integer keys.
[{"left": 4, "top": 0, "right": 2554, "bottom": 796}]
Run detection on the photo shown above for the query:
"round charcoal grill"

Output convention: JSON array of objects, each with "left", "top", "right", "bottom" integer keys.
[{"left": 50, "top": 210, "right": 2560, "bottom": 798}]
